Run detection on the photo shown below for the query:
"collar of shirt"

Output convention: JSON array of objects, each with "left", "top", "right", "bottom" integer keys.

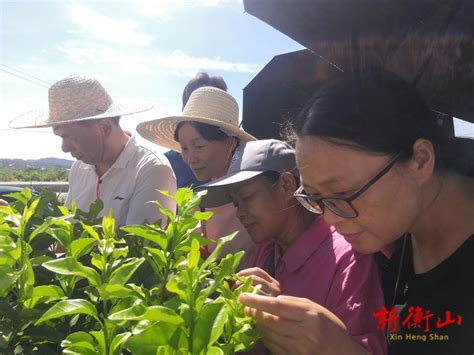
[
  {"left": 274, "top": 217, "right": 334, "bottom": 273},
  {"left": 77, "top": 136, "right": 138, "bottom": 175}
]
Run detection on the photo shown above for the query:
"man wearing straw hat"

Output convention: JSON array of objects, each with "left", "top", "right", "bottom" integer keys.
[{"left": 10, "top": 75, "right": 176, "bottom": 226}]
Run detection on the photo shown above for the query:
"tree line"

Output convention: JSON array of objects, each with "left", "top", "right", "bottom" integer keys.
[{"left": 0, "top": 167, "right": 68, "bottom": 182}]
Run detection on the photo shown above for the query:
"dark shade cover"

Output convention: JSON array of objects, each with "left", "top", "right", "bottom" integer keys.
[{"left": 243, "top": 0, "right": 474, "bottom": 125}]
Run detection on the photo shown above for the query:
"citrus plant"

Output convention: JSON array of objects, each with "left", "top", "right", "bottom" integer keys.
[{"left": 0, "top": 188, "right": 259, "bottom": 354}]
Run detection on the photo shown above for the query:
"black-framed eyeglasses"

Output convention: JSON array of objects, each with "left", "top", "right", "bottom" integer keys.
[{"left": 294, "top": 152, "right": 403, "bottom": 218}]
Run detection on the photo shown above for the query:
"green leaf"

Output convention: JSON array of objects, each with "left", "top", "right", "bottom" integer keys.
[
  {"left": 192, "top": 211, "right": 213, "bottom": 221},
  {"left": 4, "top": 189, "right": 29, "bottom": 205},
  {"left": 109, "top": 258, "right": 145, "bottom": 286},
  {"left": 158, "top": 207, "right": 174, "bottom": 223},
  {"left": 102, "top": 210, "right": 115, "bottom": 239},
  {"left": 157, "top": 189, "right": 173, "bottom": 199},
  {"left": 199, "top": 232, "right": 237, "bottom": 272},
  {"left": 90, "top": 331, "right": 107, "bottom": 355},
  {"left": 193, "top": 302, "right": 229, "bottom": 353},
  {"left": 109, "top": 304, "right": 184, "bottom": 325},
  {"left": 61, "top": 331, "right": 96, "bottom": 351},
  {"left": 125, "top": 324, "right": 188, "bottom": 355},
  {"left": 0, "top": 234, "right": 14, "bottom": 245},
  {"left": 96, "top": 284, "right": 136, "bottom": 301},
  {"left": 47, "top": 227, "right": 72, "bottom": 250},
  {"left": 30, "top": 255, "right": 54, "bottom": 265},
  {"left": 42, "top": 257, "right": 101, "bottom": 287},
  {"left": 144, "top": 247, "right": 167, "bottom": 269},
  {"left": 0, "top": 264, "right": 22, "bottom": 294},
  {"left": 156, "top": 345, "right": 185, "bottom": 355},
  {"left": 0, "top": 239, "right": 21, "bottom": 265},
  {"left": 91, "top": 252, "right": 105, "bottom": 271},
  {"left": 203, "top": 347, "right": 225, "bottom": 355},
  {"left": 28, "top": 217, "right": 54, "bottom": 243},
  {"left": 188, "top": 238, "right": 200, "bottom": 269},
  {"left": 25, "top": 256, "right": 35, "bottom": 285},
  {"left": 58, "top": 205, "right": 70, "bottom": 216},
  {"left": 231, "top": 323, "right": 260, "bottom": 352},
  {"left": 80, "top": 223, "right": 101, "bottom": 241},
  {"left": 71, "top": 238, "right": 97, "bottom": 258},
  {"left": 110, "top": 332, "right": 131, "bottom": 355},
  {"left": 112, "top": 246, "right": 129, "bottom": 260},
  {"left": 122, "top": 225, "right": 167, "bottom": 250},
  {"left": 166, "top": 273, "right": 190, "bottom": 303},
  {"left": 24, "top": 285, "right": 65, "bottom": 308},
  {"left": 22, "top": 196, "right": 40, "bottom": 226},
  {"left": 86, "top": 199, "right": 104, "bottom": 220},
  {"left": 197, "top": 252, "right": 244, "bottom": 310},
  {"left": 36, "top": 299, "right": 99, "bottom": 324},
  {"left": 174, "top": 188, "right": 194, "bottom": 207}
]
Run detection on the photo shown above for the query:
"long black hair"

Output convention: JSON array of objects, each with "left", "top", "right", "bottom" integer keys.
[{"left": 294, "top": 71, "right": 474, "bottom": 178}]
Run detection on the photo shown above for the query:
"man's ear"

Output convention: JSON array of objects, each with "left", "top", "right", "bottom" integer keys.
[
  {"left": 278, "top": 172, "right": 298, "bottom": 201},
  {"left": 409, "top": 138, "right": 436, "bottom": 185},
  {"left": 98, "top": 119, "right": 114, "bottom": 136}
]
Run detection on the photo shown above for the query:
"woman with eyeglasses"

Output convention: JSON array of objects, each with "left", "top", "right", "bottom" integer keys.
[
  {"left": 239, "top": 72, "right": 474, "bottom": 355},
  {"left": 197, "top": 139, "right": 386, "bottom": 355}
]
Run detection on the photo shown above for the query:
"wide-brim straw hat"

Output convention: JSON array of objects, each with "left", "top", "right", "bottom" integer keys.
[
  {"left": 136, "top": 86, "right": 256, "bottom": 152},
  {"left": 9, "top": 75, "right": 151, "bottom": 129}
]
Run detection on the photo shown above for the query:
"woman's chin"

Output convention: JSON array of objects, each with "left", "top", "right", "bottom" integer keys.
[{"left": 192, "top": 169, "right": 210, "bottom": 181}]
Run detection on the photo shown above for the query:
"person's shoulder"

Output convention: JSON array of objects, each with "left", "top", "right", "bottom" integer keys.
[
  {"left": 131, "top": 141, "right": 172, "bottom": 168},
  {"left": 69, "top": 160, "right": 90, "bottom": 176}
]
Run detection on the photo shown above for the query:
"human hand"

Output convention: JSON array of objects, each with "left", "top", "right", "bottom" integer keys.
[
  {"left": 0, "top": 199, "right": 8, "bottom": 206},
  {"left": 237, "top": 267, "right": 281, "bottom": 297},
  {"left": 239, "top": 293, "right": 368, "bottom": 355}
]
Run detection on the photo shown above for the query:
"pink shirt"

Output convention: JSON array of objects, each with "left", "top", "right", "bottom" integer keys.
[{"left": 242, "top": 217, "right": 387, "bottom": 355}]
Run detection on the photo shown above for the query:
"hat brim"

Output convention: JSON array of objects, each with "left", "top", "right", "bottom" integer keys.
[
  {"left": 136, "top": 115, "right": 257, "bottom": 152},
  {"left": 195, "top": 170, "right": 264, "bottom": 208},
  {"left": 9, "top": 103, "right": 153, "bottom": 129}
]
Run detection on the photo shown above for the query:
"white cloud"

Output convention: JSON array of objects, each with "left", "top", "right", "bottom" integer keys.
[
  {"left": 131, "top": 0, "right": 241, "bottom": 20},
  {"left": 152, "top": 50, "right": 262, "bottom": 76},
  {"left": 57, "top": 41, "right": 155, "bottom": 76},
  {"left": 67, "top": 5, "right": 153, "bottom": 46},
  {"left": 57, "top": 41, "right": 261, "bottom": 77}
]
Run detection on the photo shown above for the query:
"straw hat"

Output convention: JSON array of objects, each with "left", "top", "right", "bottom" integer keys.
[
  {"left": 136, "top": 87, "right": 256, "bottom": 152},
  {"left": 9, "top": 75, "right": 151, "bottom": 129}
]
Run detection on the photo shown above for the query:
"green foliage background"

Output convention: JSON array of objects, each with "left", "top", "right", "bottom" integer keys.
[
  {"left": 0, "top": 188, "right": 259, "bottom": 354},
  {"left": 0, "top": 167, "right": 68, "bottom": 182}
]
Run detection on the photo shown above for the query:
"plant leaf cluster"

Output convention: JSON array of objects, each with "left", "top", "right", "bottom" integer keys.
[{"left": 0, "top": 188, "right": 259, "bottom": 354}]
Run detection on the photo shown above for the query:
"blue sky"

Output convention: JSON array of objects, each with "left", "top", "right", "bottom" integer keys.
[
  {"left": 1, "top": 0, "right": 472, "bottom": 159},
  {"left": 0, "top": 0, "right": 304, "bottom": 159}
]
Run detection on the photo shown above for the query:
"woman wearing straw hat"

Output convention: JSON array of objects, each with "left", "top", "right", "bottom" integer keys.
[
  {"left": 137, "top": 86, "right": 257, "bottom": 261},
  {"left": 9, "top": 75, "right": 177, "bottom": 227},
  {"left": 164, "top": 72, "right": 229, "bottom": 189}
]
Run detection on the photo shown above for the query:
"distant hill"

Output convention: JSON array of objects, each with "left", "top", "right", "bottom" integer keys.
[{"left": 0, "top": 158, "right": 74, "bottom": 169}]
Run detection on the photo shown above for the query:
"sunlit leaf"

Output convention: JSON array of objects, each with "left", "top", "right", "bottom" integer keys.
[
  {"left": 71, "top": 238, "right": 97, "bottom": 258},
  {"left": 121, "top": 225, "right": 167, "bottom": 250},
  {"left": 42, "top": 257, "right": 101, "bottom": 286},
  {"left": 108, "top": 258, "right": 145, "bottom": 286},
  {"left": 109, "top": 304, "right": 184, "bottom": 325},
  {"left": 192, "top": 302, "right": 228, "bottom": 353},
  {"left": 36, "top": 299, "right": 99, "bottom": 324}
]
